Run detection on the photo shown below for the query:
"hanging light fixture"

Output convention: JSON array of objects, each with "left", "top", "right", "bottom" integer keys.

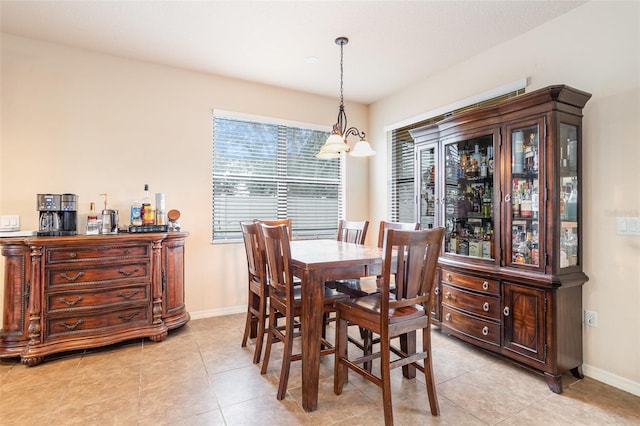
[{"left": 316, "top": 37, "right": 376, "bottom": 159}]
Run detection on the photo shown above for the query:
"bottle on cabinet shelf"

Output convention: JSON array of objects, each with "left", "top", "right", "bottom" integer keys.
[
  {"left": 130, "top": 198, "right": 142, "bottom": 226},
  {"left": 141, "top": 184, "right": 156, "bottom": 226},
  {"left": 513, "top": 131, "right": 524, "bottom": 174},
  {"left": 86, "top": 202, "right": 101, "bottom": 235}
]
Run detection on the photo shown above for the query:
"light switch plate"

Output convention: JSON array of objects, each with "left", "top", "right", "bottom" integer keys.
[
  {"left": 0, "top": 215, "right": 20, "bottom": 231},
  {"left": 617, "top": 217, "right": 640, "bottom": 236}
]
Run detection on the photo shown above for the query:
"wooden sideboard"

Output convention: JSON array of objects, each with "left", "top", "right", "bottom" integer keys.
[{"left": 0, "top": 232, "right": 189, "bottom": 366}]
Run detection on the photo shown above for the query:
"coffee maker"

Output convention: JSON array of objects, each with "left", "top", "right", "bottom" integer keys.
[{"left": 37, "top": 193, "right": 78, "bottom": 236}]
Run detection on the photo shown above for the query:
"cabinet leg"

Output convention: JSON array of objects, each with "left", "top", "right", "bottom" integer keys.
[
  {"left": 544, "top": 372, "right": 563, "bottom": 394},
  {"left": 570, "top": 365, "right": 584, "bottom": 379},
  {"left": 149, "top": 331, "right": 168, "bottom": 342},
  {"left": 21, "top": 356, "right": 44, "bottom": 367}
]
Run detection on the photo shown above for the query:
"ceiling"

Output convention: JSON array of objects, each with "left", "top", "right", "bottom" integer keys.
[{"left": 0, "top": 1, "right": 586, "bottom": 104}]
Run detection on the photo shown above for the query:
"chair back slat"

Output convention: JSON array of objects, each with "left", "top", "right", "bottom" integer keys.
[
  {"left": 381, "top": 228, "right": 445, "bottom": 316},
  {"left": 337, "top": 219, "right": 369, "bottom": 244}
]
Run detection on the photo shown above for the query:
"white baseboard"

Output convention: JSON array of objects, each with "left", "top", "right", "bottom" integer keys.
[
  {"left": 582, "top": 363, "right": 640, "bottom": 397},
  {"left": 189, "top": 305, "right": 245, "bottom": 320},
  {"left": 186, "top": 308, "right": 640, "bottom": 398}
]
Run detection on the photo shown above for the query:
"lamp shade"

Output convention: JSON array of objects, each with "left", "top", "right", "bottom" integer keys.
[{"left": 349, "top": 140, "right": 376, "bottom": 157}]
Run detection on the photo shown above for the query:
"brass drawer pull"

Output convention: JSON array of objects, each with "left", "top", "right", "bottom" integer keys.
[
  {"left": 445, "top": 313, "right": 452, "bottom": 321},
  {"left": 60, "top": 320, "right": 84, "bottom": 331},
  {"left": 445, "top": 291, "right": 451, "bottom": 299},
  {"left": 59, "top": 296, "right": 83, "bottom": 307},
  {"left": 118, "top": 312, "right": 140, "bottom": 321},
  {"left": 446, "top": 273, "right": 452, "bottom": 282},
  {"left": 118, "top": 268, "right": 140, "bottom": 277},
  {"left": 503, "top": 307, "right": 510, "bottom": 317},
  {"left": 483, "top": 302, "right": 490, "bottom": 312},
  {"left": 69, "top": 252, "right": 77, "bottom": 258},
  {"left": 117, "top": 290, "right": 140, "bottom": 300},
  {"left": 60, "top": 272, "right": 84, "bottom": 282},
  {"left": 433, "top": 287, "right": 440, "bottom": 295},
  {"left": 482, "top": 281, "right": 489, "bottom": 290},
  {"left": 482, "top": 326, "right": 489, "bottom": 336}
]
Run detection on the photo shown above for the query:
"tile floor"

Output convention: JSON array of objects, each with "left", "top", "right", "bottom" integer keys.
[{"left": 1, "top": 313, "right": 639, "bottom": 425}]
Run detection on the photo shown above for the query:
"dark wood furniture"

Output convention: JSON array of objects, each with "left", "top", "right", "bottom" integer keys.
[
  {"left": 240, "top": 222, "right": 269, "bottom": 364},
  {"left": 336, "top": 219, "right": 369, "bottom": 244},
  {"left": 0, "top": 232, "right": 189, "bottom": 366},
  {"left": 334, "top": 227, "right": 444, "bottom": 426},
  {"left": 409, "top": 85, "right": 591, "bottom": 393},
  {"left": 258, "top": 224, "right": 348, "bottom": 401},
  {"left": 377, "top": 220, "right": 421, "bottom": 248},
  {"left": 288, "top": 239, "right": 384, "bottom": 411}
]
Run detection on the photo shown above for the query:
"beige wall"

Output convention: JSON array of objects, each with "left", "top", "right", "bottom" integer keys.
[
  {"left": 368, "top": 1, "right": 639, "bottom": 395},
  {"left": 0, "top": 34, "right": 369, "bottom": 319},
  {"left": 1, "top": 0, "right": 638, "bottom": 397}
]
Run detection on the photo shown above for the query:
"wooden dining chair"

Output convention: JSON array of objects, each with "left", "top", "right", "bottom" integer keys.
[
  {"left": 240, "top": 221, "right": 270, "bottom": 364},
  {"left": 258, "top": 223, "right": 349, "bottom": 401},
  {"left": 336, "top": 219, "right": 369, "bottom": 244},
  {"left": 333, "top": 227, "right": 445, "bottom": 425},
  {"left": 331, "top": 220, "right": 421, "bottom": 371}
]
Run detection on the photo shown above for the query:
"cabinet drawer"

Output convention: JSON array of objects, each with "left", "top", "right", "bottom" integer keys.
[
  {"left": 47, "top": 285, "right": 149, "bottom": 312},
  {"left": 46, "top": 245, "right": 149, "bottom": 264},
  {"left": 46, "top": 305, "right": 150, "bottom": 339},
  {"left": 442, "top": 283, "right": 500, "bottom": 320},
  {"left": 441, "top": 269, "right": 499, "bottom": 295},
  {"left": 441, "top": 305, "right": 500, "bottom": 346},
  {"left": 46, "top": 263, "right": 149, "bottom": 288}
]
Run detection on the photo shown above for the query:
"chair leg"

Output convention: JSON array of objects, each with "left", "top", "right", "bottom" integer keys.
[
  {"left": 380, "top": 334, "right": 394, "bottom": 426},
  {"left": 333, "top": 313, "right": 348, "bottom": 395},
  {"left": 276, "top": 312, "right": 294, "bottom": 400},
  {"left": 400, "top": 331, "right": 416, "bottom": 378},
  {"left": 252, "top": 300, "right": 266, "bottom": 364},
  {"left": 241, "top": 290, "right": 256, "bottom": 348},
  {"left": 422, "top": 327, "right": 440, "bottom": 416},
  {"left": 260, "top": 305, "right": 276, "bottom": 375},
  {"left": 362, "top": 328, "right": 372, "bottom": 373}
]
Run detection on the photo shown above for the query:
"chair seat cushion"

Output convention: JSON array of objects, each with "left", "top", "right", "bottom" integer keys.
[{"left": 337, "top": 293, "right": 425, "bottom": 323}]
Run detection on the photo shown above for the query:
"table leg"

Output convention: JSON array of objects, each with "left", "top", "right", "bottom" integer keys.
[{"left": 301, "top": 269, "right": 322, "bottom": 411}]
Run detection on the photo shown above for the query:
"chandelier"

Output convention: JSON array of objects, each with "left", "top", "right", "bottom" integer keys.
[{"left": 316, "top": 37, "right": 376, "bottom": 159}]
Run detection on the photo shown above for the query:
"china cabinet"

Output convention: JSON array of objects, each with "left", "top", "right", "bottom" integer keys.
[
  {"left": 0, "top": 232, "right": 189, "bottom": 366},
  {"left": 410, "top": 85, "right": 591, "bottom": 393}
]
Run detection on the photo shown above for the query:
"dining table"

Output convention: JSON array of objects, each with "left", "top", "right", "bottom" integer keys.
[{"left": 289, "top": 238, "right": 386, "bottom": 412}]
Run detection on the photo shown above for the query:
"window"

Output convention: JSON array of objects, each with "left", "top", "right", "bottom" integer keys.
[{"left": 212, "top": 113, "right": 343, "bottom": 241}]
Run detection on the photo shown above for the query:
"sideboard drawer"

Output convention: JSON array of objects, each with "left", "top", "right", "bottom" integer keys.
[
  {"left": 442, "top": 283, "right": 500, "bottom": 320},
  {"left": 46, "top": 245, "right": 149, "bottom": 264},
  {"left": 46, "top": 262, "right": 149, "bottom": 288},
  {"left": 46, "top": 305, "right": 150, "bottom": 339},
  {"left": 441, "top": 269, "right": 499, "bottom": 295},
  {"left": 47, "top": 285, "right": 149, "bottom": 312},
  {"left": 441, "top": 305, "right": 500, "bottom": 346}
]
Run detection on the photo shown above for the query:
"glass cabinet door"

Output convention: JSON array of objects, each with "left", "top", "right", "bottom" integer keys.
[
  {"left": 507, "top": 121, "right": 542, "bottom": 268},
  {"left": 443, "top": 134, "right": 496, "bottom": 260},
  {"left": 417, "top": 144, "right": 438, "bottom": 230},
  {"left": 559, "top": 122, "right": 579, "bottom": 269}
]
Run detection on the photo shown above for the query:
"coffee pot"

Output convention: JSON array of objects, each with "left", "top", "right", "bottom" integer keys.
[{"left": 99, "top": 193, "right": 118, "bottom": 234}]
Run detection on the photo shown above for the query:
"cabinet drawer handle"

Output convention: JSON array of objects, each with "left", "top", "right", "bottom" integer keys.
[
  {"left": 483, "top": 302, "right": 490, "bottom": 312},
  {"left": 482, "top": 326, "right": 489, "bottom": 336},
  {"left": 118, "top": 268, "right": 140, "bottom": 277},
  {"left": 60, "top": 272, "right": 84, "bottom": 282},
  {"left": 68, "top": 252, "right": 77, "bottom": 258},
  {"left": 445, "top": 313, "right": 452, "bottom": 321},
  {"left": 434, "top": 287, "right": 440, "bottom": 295},
  {"left": 117, "top": 290, "right": 140, "bottom": 300},
  {"left": 503, "top": 307, "right": 510, "bottom": 317},
  {"left": 446, "top": 273, "right": 452, "bottom": 282},
  {"left": 60, "top": 320, "right": 84, "bottom": 330},
  {"left": 445, "top": 291, "right": 451, "bottom": 299},
  {"left": 482, "top": 281, "right": 489, "bottom": 290},
  {"left": 118, "top": 312, "right": 140, "bottom": 321},
  {"left": 59, "top": 296, "right": 83, "bottom": 307},
  {"left": 505, "top": 194, "right": 511, "bottom": 203}
]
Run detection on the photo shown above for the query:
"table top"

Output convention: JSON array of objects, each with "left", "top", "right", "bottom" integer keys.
[{"left": 289, "top": 239, "right": 383, "bottom": 269}]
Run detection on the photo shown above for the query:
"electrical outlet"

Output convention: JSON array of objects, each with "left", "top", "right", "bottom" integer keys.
[{"left": 584, "top": 309, "right": 598, "bottom": 327}]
